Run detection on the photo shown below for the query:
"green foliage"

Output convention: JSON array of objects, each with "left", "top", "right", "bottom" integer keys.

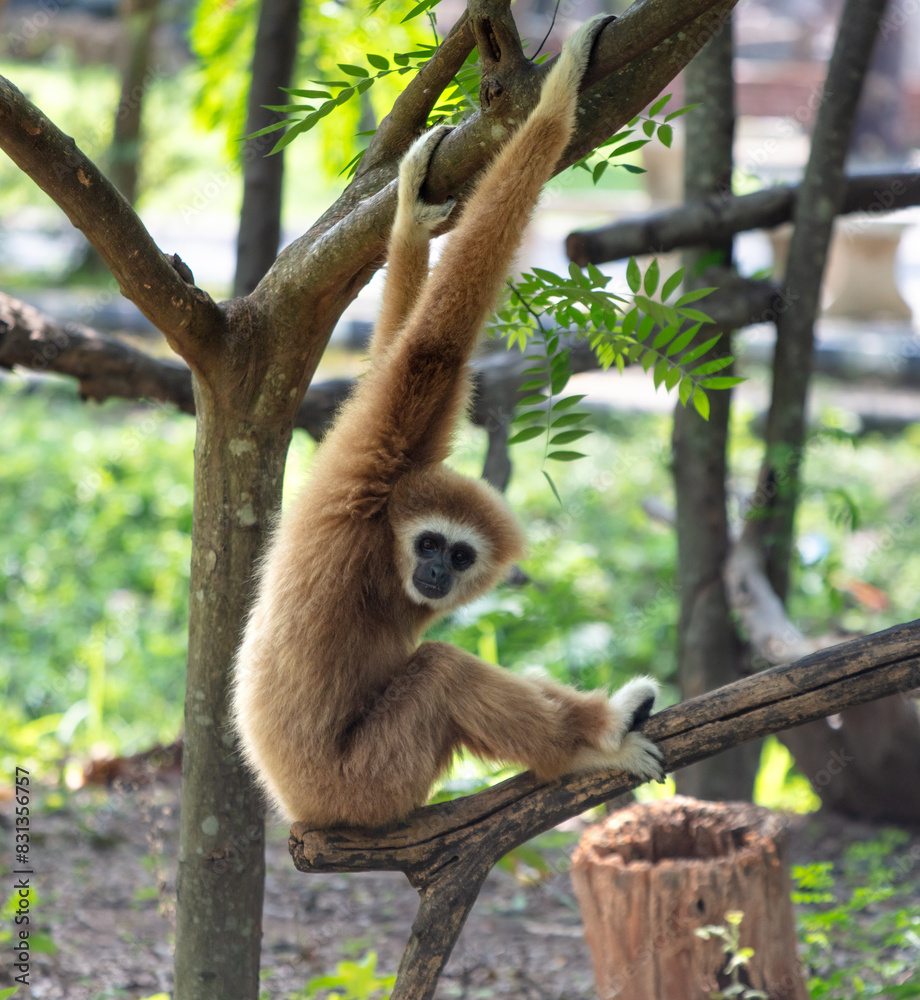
[
  {"left": 0, "top": 380, "right": 193, "bottom": 770},
  {"left": 573, "top": 94, "right": 699, "bottom": 182},
  {"left": 491, "top": 259, "right": 740, "bottom": 481},
  {"left": 695, "top": 910, "right": 767, "bottom": 1000},
  {"left": 794, "top": 830, "right": 920, "bottom": 999},
  {"left": 298, "top": 951, "right": 396, "bottom": 999},
  {"left": 190, "top": 0, "right": 442, "bottom": 175}
]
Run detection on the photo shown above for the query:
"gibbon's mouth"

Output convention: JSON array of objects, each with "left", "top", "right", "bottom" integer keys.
[{"left": 414, "top": 579, "right": 451, "bottom": 601}]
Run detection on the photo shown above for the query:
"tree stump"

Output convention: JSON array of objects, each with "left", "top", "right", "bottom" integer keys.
[{"left": 570, "top": 796, "right": 808, "bottom": 1000}]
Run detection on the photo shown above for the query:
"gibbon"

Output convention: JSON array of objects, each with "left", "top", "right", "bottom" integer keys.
[{"left": 231, "top": 17, "right": 664, "bottom": 829}]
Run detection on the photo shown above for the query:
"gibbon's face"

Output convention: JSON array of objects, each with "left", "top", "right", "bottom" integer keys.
[{"left": 396, "top": 516, "right": 494, "bottom": 611}]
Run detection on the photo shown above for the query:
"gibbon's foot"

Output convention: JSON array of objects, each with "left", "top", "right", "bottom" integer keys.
[
  {"left": 398, "top": 125, "right": 456, "bottom": 232},
  {"left": 573, "top": 676, "right": 666, "bottom": 783}
]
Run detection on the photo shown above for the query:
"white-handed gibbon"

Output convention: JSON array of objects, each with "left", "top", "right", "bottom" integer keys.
[{"left": 231, "top": 16, "right": 664, "bottom": 829}]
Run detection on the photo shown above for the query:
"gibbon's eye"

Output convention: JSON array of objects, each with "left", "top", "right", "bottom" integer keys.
[
  {"left": 415, "top": 532, "right": 445, "bottom": 558},
  {"left": 450, "top": 543, "right": 476, "bottom": 571}
]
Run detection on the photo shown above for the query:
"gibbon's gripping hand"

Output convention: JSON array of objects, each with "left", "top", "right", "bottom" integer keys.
[
  {"left": 572, "top": 677, "right": 667, "bottom": 783},
  {"left": 396, "top": 125, "right": 456, "bottom": 234}
]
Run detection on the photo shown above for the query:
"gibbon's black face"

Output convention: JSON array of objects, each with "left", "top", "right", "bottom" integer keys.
[{"left": 412, "top": 530, "right": 477, "bottom": 600}]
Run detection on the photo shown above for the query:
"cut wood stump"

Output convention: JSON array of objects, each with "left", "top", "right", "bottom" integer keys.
[{"left": 571, "top": 796, "right": 808, "bottom": 1000}]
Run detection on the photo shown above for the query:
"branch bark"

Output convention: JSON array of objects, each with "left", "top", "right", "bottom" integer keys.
[
  {"left": 290, "top": 620, "right": 920, "bottom": 1000},
  {"left": 566, "top": 170, "right": 920, "bottom": 265},
  {"left": 0, "top": 77, "right": 224, "bottom": 367}
]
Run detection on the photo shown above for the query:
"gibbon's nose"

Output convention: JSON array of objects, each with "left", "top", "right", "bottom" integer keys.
[{"left": 420, "top": 562, "right": 450, "bottom": 590}]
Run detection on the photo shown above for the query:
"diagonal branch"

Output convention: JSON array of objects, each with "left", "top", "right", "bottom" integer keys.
[
  {"left": 251, "top": 0, "right": 739, "bottom": 334},
  {"left": 289, "top": 619, "right": 920, "bottom": 999},
  {"left": 0, "top": 76, "right": 224, "bottom": 367}
]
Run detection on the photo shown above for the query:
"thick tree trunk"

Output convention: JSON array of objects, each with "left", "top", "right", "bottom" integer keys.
[
  {"left": 673, "top": 14, "right": 757, "bottom": 800},
  {"left": 173, "top": 373, "right": 290, "bottom": 998},
  {"left": 572, "top": 798, "right": 808, "bottom": 1000},
  {"left": 233, "top": 0, "right": 301, "bottom": 298}
]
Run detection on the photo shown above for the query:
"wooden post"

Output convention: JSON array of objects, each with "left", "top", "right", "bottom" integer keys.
[{"left": 571, "top": 797, "right": 809, "bottom": 1000}]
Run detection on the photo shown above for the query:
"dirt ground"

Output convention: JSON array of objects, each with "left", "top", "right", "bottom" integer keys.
[{"left": 2, "top": 776, "right": 918, "bottom": 999}]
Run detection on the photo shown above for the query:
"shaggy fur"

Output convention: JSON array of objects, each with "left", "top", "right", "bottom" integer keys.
[{"left": 231, "top": 18, "right": 664, "bottom": 829}]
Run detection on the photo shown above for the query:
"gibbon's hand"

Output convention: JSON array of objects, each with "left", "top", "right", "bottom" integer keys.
[
  {"left": 572, "top": 677, "right": 667, "bottom": 783},
  {"left": 397, "top": 125, "right": 456, "bottom": 233}
]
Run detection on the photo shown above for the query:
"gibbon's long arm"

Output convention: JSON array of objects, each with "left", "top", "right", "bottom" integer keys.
[
  {"left": 364, "top": 18, "right": 605, "bottom": 468},
  {"left": 371, "top": 128, "right": 455, "bottom": 363}
]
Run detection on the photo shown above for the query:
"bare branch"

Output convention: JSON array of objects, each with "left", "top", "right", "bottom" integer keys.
[
  {"left": 0, "top": 292, "right": 195, "bottom": 411},
  {"left": 290, "top": 620, "right": 920, "bottom": 999},
  {"left": 0, "top": 75, "right": 224, "bottom": 366},
  {"left": 567, "top": 171, "right": 920, "bottom": 265}
]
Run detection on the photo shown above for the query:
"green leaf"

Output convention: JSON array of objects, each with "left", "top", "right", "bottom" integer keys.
[
  {"left": 678, "top": 334, "right": 721, "bottom": 367},
  {"left": 338, "top": 63, "right": 369, "bottom": 77},
  {"left": 700, "top": 375, "right": 745, "bottom": 389},
  {"left": 692, "top": 387, "right": 711, "bottom": 420},
  {"left": 678, "top": 307, "right": 714, "bottom": 323},
  {"left": 642, "top": 118, "right": 656, "bottom": 137},
  {"left": 243, "top": 120, "right": 290, "bottom": 140},
  {"left": 649, "top": 94, "right": 671, "bottom": 116},
  {"left": 518, "top": 379, "right": 547, "bottom": 391},
  {"left": 643, "top": 258, "right": 660, "bottom": 297},
  {"left": 511, "top": 410, "right": 541, "bottom": 424},
  {"left": 542, "top": 470, "right": 563, "bottom": 505},
  {"left": 653, "top": 358, "right": 669, "bottom": 389},
  {"left": 609, "top": 139, "right": 650, "bottom": 157},
  {"left": 640, "top": 349, "right": 657, "bottom": 372},
  {"left": 675, "top": 286, "right": 717, "bottom": 306},
  {"left": 517, "top": 393, "right": 548, "bottom": 406},
  {"left": 550, "top": 429, "right": 591, "bottom": 445},
  {"left": 508, "top": 426, "right": 545, "bottom": 444},
  {"left": 401, "top": 0, "right": 435, "bottom": 21},
  {"left": 652, "top": 324, "right": 677, "bottom": 350},
  {"left": 551, "top": 412, "right": 587, "bottom": 428},
  {"left": 626, "top": 257, "right": 641, "bottom": 294},
  {"left": 665, "top": 366, "right": 682, "bottom": 391},
  {"left": 661, "top": 267, "right": 685, "bottom": 301},
  {"left": 0, "top": 988, "right": 20, "bottom": 999},
  {"left": 592, "top": 160, "right": 608, "bottom": 184},
  {"left": 621, "top": 307, "right": 638, "bottom": 336},
  {"left": 619, "top": 163, "right": 647, "bottom": 174},
  {"left": 367, "top": 53, "right": 390, "bottom": 70},
  {"left": 548, "top": 450, "right": 586, "bottom": 462},
  {"left": 678, "top": 374, "right": 693, "bottom": 406},
  {"left": 664, "top": 102, "right": 701, "bottom": 122},
  {"left": 356, "top": 78, "right": 374, "bottom": 94},
  {"left": 283, "top": 87, "right": 332, "bottom": 99},
  {"left": 657, "top": 123, "right": 673, "bottom": 148},
  {"left": 664, "top": 323, "right": 701, "bottom": 356},
  {"left": 552, "top": 395, "right": 587, "bottom": 411},
  {"left": 690, "top": 355, "right": 733, "bottom": 378}
]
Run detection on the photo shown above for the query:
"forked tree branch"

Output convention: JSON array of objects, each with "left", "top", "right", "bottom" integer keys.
[
  {"left": 0, "top": 77, "right": 224, "bottom": 367},
  {"left": 290, "top": 620, "right": 920, "bottom": 1000}
]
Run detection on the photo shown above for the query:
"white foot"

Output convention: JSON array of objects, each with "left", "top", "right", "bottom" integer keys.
[
  {"left": 572, "top": 676, "right": 666, "bottom": 782},
  {"left": 397, "top": 125, "right": 455, "bottom": 232}
]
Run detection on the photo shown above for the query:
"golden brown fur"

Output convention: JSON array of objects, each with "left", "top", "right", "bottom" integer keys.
[{"left": 232, "top": 18, "right": 663, "bottom": 829}]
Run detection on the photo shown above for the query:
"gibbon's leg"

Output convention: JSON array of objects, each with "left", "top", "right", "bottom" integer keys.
[
  {"left": 365, "top": 17, "right": 608, "bottom": 465},
  {"left": 341, "top": 641, "right": 662, "bottom": 823},
  {"left": 370, "top": 126, "right": 455, "bottom": 362}
]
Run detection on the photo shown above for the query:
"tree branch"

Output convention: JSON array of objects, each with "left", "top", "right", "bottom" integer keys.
[
  {"left": 0, "top": 77, "right": 224, "bottom": 367},
  {"left": 250, "top": 0, "right": 740, "bottom": 338},
  {"left": 289, "top": 620, "right": 919, "bottom": 999},
  {"left": 566, "top": 171, "right": 920, "bottom": 265}
]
